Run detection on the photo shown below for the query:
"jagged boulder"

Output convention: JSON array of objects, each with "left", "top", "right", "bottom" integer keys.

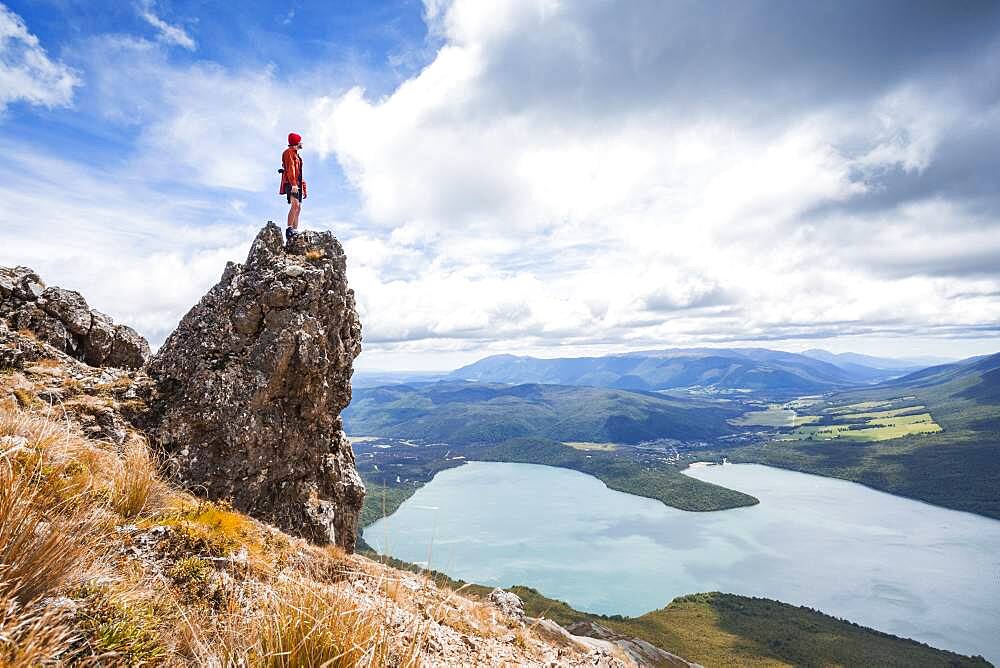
[
  {"left": 489, "top": 588, "right": 525, "bottom": 621},
  {"left": 39, "top": 287, "right": 92, "bottom": 335},
  {"left": 146, "top": 223, "right": 365, "bottom": 550},
  {"left": 0, "top": 266, "right": 149, "bottom": 369}
]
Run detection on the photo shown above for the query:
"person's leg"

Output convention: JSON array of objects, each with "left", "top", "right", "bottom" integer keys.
[
  {"left": 287, "top": 196, "right": 300, "bottom": 230},
  {"left": 292, "top": 192, "right": 302, "bottom": 230}
]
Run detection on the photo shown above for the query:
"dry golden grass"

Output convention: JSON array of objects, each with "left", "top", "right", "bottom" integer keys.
[
  {"left": 95, "top": 376, "right": 134, "bottom": 396},
  {"left": 255, "top": 582, "right": 396, "bottom": 667},
  {"left": 109, "top": 436, "right": 164, "bottom": 519},
  {"left": 12, "top": 387, "right": 36, "bottom": 408},
  {"left": 304, "top": 249, "right": 326, "bottom": 261},
  {"left": 60, "top": 377, "right": 85, "bottom": 396},
  {"left": 173, "top": 573, "right": 427, "bottom": 668},
  {"left": 431, "top": 596, "right": 506, "bottom": 638},
  {"left": 0, "top": 592, "right": 76, "bottom": 667},
  {"left": 63, "top": 393, "right": 114, "bottom": 416},
  {"left": 0, "top": 466, "right": 92, "bottom": 604}
]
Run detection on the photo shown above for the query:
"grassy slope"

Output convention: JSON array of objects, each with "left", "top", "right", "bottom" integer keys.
[
  {"left": 474, "top": 437, "right": 757, "bottom": 511},
  {"left": 722, "top": 355, "right": 1000, "bottom": 519},
  {"left": 363, "top": 555, "right": 989, "bottom": 668},
  {"left": 510, "top": 588, "right": 990, "bottom": 668}
]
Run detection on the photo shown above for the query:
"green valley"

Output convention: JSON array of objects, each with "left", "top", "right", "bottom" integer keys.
[{"left": 721, "top": 353, "right": 1000, "bottom": 519}]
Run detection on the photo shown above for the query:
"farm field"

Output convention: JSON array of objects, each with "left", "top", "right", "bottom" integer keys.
[
  {"left": 719, "top": 353, "right": 1000, "bottom": 520},
  {"left": 730, "top": 405, "right": 820, "bottom": 427},
  {"left": 733, "top": 399, "right": 942, "bottom": 442},
  {"left": 563, "top": 441, "right": 618, "bottom": 451}
]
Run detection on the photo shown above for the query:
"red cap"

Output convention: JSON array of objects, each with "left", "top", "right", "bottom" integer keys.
[{"left": 288, "top": 132, "right": 302, "bottom": 146}]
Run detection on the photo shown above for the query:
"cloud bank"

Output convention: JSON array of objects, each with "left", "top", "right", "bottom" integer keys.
[{"left": 312, "top": 0, "right": 1000, "bottom": 361}]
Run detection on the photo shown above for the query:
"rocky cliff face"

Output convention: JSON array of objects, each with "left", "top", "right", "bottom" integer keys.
[
  {"left": 146, "top": 223, "right": 365, "bottom": 550},
  {"left": 0, "top": 266, "right": 149, "bottom": 369}
]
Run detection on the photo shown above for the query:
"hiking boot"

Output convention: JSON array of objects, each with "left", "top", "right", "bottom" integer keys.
[{"left": 285, "top": 226, "right": 296, "bottom": 242}]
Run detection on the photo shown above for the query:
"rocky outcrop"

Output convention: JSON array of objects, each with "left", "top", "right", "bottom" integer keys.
[
  {"left": 486, "top": 588, "right": 697, "bottom": 667},
  {"left": 146, "top": 223, "right": 365, "bottom": 550},
  {"left": 0, "top": 266, "right": 149, "bottom": 369},
  {"left": 565, "top": 621, "right": 703, "bottom": 668},
  {"left": 489, "top": 587, "right": 526, "bottom": 620}
]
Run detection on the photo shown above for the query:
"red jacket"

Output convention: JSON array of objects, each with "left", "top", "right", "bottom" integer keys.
[{"left": 279, "top": 147, "right": 307, "bottom": 197}]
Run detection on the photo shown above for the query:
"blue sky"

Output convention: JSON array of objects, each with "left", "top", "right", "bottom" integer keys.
[{"left": 1, "top": 1, "right": 999, "bottom": 370}]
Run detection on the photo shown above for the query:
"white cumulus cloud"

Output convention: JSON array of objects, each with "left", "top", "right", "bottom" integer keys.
[{"left": 310, "top": 0, "right": 1000, "bottom": 358}]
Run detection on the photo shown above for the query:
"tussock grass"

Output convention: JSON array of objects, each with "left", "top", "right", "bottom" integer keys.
[
  {"left": 0, "top": 592, "right": 76, "bottom": 667},
  {"left": 72, "top": 585, "right": 168, "bottom": 665},
  {"left": 0, "top": 466, "right": 91, "bottom": 604},
  {"left": 109, "top": 436, "right": 163, "bottom": 519},
  {"left": 60, "top": 377, "right": 85, "bottom": 396},
  {"left": 63, "top": 393, "right": 114, "bottom": 416},
  {"left": 431, "top": 594, "right": 507, "bottom": 638},
  {"left": 95, "top": 376, "right": 133, "bottom": 397},
  {"left": 173, "top": 570, "right": 427, "bottom": 667},
  {"left": 12, "top": 387, "right": 36, "bottom": 408},
  {"left": 256, "top": 581, "right": 400, "bottom": 667}
]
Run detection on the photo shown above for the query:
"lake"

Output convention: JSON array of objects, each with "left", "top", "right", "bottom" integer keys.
[{"left": 367, "top": 461, "right": 1000, "bottom": 663}]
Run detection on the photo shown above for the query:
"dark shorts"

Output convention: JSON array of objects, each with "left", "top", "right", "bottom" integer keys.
[{"left": 286, "top": 188, "right": 302, "bottom": 204}]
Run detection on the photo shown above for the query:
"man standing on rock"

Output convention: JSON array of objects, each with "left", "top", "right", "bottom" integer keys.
[{"left": 280, "top": 133, "right": 307, "bottom": 242}]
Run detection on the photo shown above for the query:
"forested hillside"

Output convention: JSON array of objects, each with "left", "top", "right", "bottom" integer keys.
[{"left": 344, "top": 382, "right": 740, "bottom": 444}]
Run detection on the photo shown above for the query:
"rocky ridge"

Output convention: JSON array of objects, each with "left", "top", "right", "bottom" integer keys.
[{"left": 0, "top": 266, "right": 149, "bottom": 369}]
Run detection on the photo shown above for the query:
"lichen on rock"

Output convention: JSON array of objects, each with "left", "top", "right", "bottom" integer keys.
[{"left": 146, "top": 223, "right": 365, "bottom": 550}]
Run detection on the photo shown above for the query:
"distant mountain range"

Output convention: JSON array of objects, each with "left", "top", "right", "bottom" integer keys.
[
  {"left": 352, "top": 370, "right": 445, "bottom": 388},
  {"left": 801, "top": 349, "right": 950, "bottom": 372},
  {"left": 447, "top": 348, "right": 927, "bottom": 396},
  {"left": 343, "top": 382, "right": 741, "bottom": 445},
  {"left": 878, "top": 353, "right": 1000, "bottom": 411}
]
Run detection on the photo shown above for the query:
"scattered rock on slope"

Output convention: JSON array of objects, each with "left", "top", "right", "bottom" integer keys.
[
  {"left": 0, "top": 266, "right": 149, "bottom": 369},
  {"left": 565, "top": 620, "right": 703, "bottom": 667},
  {"left": 146, "top": 223, "right": 365, "bottom": 550}
]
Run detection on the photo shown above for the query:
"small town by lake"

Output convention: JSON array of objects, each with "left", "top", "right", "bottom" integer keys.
[{"left": 368, "top": 461, "right": 1000, "bottom": 663}]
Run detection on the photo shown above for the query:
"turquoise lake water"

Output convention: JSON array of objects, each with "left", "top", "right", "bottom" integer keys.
[{"left": 367, "top": 461, "right": 1000, "bottom": 663}]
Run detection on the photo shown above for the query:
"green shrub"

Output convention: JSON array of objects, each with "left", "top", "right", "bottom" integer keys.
[{"left": 73, "top": 587, "right": 166, "bottom": 665}]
